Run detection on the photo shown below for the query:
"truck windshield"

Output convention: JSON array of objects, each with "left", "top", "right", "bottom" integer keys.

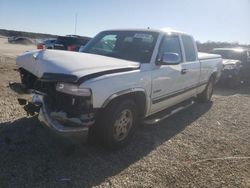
[
  {"left": 81, "top": 31, "right": 159, "bottom": 63},
  {"left": 213, "top": 50, "right": 242, "bottom": 61}
]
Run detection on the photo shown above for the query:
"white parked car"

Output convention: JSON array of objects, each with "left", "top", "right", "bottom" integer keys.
[{"left": 12, "top": 29, "right": 222, "bottom": 150}]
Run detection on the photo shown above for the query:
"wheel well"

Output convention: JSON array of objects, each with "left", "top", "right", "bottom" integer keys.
[
  {"left": 104, "top": 92, "right": 147, "bottom": 118},
  {"left": 209, "top": 72, "right": 217, "bottom": 82}
]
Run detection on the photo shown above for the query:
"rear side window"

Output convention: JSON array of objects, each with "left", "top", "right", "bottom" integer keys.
[{"left": 182, "top": 35, "right": 197, "bottom": 61}]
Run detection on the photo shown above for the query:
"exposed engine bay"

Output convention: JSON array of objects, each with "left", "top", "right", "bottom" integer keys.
[{"left": 10, "top": 68, "right": 95, "bottom": 128}]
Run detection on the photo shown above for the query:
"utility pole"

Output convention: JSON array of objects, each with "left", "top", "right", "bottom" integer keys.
[{"left": 74, "top": 13, "right": 78, "bottom": 35}]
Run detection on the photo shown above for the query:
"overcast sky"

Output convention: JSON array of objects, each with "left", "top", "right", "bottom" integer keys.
[{"left": 0, "top": 0, "right": 249, "bottom": 44}]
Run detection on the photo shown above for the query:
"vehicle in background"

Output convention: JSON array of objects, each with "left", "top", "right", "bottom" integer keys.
[
  {"left": 37, "top": 39, "right": 56, "bottom": 49},
  {"left": 8, "top": 37, "right": 33, "bottom": 45},
  {"left": 213, "top": 48, "right": 250, "bottom": 86},
  {"left": 8, "top": 36, "right": 17, "bottom": 43},
  {"left": 13, "top": 29, "right": 222, "bottom": 150},
  {"left": 54, "top": 35, "right": 91, "bottom": 51},
  {"left": 79, "top": 44, "right": 88, "bottom": 52}
]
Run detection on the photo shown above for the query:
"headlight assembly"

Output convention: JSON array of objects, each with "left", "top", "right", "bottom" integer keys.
[
  {"left": 56, "top": 83, "right": 91, "bottom": 97},
  {"left": 223, "top": 64, "right": 236, "bottom": 70}
]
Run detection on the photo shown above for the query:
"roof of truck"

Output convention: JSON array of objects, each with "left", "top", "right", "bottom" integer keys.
[{"left": 101, "top": 28, "right": 190, "bottom": 36}]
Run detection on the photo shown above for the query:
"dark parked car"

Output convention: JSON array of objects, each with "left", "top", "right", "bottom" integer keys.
[
  {"left": 53, "top": 35, "right": 91, "bottom": 51},
  {"left": 37, "top": 38, "right": 56, "bottom": 49},
  {"left": 8, "top": 37, "right": 33, "bottom": 45},
  {"left": 213, "top": 48, "right": 250, "bottom": 86},
  {"left": 8, "top": 36, "right": 17, "bottom": 43}
]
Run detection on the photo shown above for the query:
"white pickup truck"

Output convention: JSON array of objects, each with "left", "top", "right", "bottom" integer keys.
[{"left": 13, "top": 29, "right": 222, "bottom": 149}]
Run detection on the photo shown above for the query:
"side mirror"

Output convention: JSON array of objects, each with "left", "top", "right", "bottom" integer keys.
[{"left": 158, "top": 53, "right": 181, "bottom": 65}]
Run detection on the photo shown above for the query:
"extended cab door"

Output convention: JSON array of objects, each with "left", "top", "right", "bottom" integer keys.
[{"left": 179, "top": 35, "right": 201, "bottom": 96}]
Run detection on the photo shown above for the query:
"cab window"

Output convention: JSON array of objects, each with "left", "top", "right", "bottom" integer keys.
[
  {"left": 158, "top": 35, "right": 183, "bottom": 63},
  {"left": 181, "top": 35, "right": 197, "bottom": 62}
]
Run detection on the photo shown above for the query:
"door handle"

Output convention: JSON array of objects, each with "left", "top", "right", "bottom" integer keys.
[{"left": 181, "top": 69, "right": 188, "bottom": 74}]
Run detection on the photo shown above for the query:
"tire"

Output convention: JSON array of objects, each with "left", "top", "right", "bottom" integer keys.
[
  {"left": 228, "top": 75, "right": 240, "bottom": 89},
  {"left": 196, "top": 77, "right": 215, "bottom": 103},
  {"left": 97, "top": 100, "right": 138, "bottom": 150}
]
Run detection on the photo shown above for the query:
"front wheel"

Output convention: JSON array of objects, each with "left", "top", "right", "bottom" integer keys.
[
  {"left": 196, "top": 77, "right": 215, "bottom": 103},
  {"left": 97, "top": 100, "right": 138, "bottom": 150}
]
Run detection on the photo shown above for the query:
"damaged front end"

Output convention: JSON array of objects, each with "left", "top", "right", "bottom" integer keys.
[{"left": 10, "top": 68, "right": 96, "bottom": 137}]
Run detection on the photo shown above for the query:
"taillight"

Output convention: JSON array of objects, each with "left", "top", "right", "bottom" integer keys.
[
  {"left": 67, "top": 45, "right": 77, "bottom": 51},
  {"left": 37, "top": 43, "right": 45, "bottom": 49}
]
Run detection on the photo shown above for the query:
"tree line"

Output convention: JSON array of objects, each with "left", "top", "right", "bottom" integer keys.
[{"left": 197, "top": 41, "right": 250, "bottom": 53}]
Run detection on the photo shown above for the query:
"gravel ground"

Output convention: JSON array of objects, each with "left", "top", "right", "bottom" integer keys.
[{"left": 0, "top": 43, "right": 250, "bottom": 187}]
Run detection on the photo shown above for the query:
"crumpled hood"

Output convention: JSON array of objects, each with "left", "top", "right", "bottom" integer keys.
[
  {"left": 16, "top": 50, "right": 140, "bottom": 81},
  {"left": 222, "top": 59, "right": 241, "bottom": 65}
]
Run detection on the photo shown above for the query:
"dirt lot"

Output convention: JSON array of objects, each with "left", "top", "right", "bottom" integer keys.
[
  {"left": 0, "top": 37, "right": 250, "bottom": 188},
  {"left": 0, "top": 36, "right": 35, "bottom": 58}
]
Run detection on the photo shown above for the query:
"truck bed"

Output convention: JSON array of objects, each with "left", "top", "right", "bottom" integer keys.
[
  {"left": 198, "top": 52, "right": 221, "bottom": 60},
  {"left": 198, "top": 52, "right": 223, "bottom": 83}
]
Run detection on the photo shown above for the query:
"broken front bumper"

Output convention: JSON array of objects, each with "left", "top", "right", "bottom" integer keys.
[
  {"left": 220, "top": 69, "right": 240, "bottom": 80},
  {"left": 38, "top": 96, "right": 90, "bottom": 135},
  {"left": 10, "top": 83, "right": 95, "bottom": 139}
]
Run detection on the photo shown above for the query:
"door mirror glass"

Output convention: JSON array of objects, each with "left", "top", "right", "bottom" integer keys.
[{"left": 161, "top": 52, "right": 181, "bottom": 64}]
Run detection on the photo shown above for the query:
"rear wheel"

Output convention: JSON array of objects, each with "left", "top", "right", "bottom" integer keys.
[
  {"left": 97, "top": 100, "right": 138, "bottom": 150},
  {"left": 196, "top": 77, "right": 215, "bottom": 103}
]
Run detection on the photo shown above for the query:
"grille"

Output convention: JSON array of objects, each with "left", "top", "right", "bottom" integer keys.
[
  {"left": 19, "top": 69, "right": 92, "bottom": 117},
  {"left": 46, "top": 90, "right": 92, "bottom": 118}
]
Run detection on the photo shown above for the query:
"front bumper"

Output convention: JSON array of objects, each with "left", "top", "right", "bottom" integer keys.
[
  {"left": 38, "top": 96, "right": 90, "bottom": 138},
  {"left": 9, "top": 82, "right": 94, "bottom": 140},
  {"left": 28, "top": 94, "right": 93, "bottom": 140},
  {"left": 220, "top": 69, "right": 239, "bottom": 80},
  {"left": 38, "top": 109, "right": 89, "bottom": 142}
]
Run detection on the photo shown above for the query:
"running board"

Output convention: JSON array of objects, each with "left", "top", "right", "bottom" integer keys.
[{"left": 143, "top": 99, "right": 194, "bottom": 125}]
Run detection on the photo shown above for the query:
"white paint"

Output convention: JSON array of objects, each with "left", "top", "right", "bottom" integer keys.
[
  {"left": 16, "top": 49, "right": 140, "bottom": 78},
  {"left": 16, "top": 29, "right": 223, "bottom": 119}
]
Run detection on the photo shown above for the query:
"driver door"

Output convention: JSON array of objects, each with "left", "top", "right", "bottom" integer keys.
[{"left": 150, "top": 35, "right": 188, "bottom": 114}]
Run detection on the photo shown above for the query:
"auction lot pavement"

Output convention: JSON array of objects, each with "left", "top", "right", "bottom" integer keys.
[{"left": 0, "top": 37, "right": 250, "bottom": 188}]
